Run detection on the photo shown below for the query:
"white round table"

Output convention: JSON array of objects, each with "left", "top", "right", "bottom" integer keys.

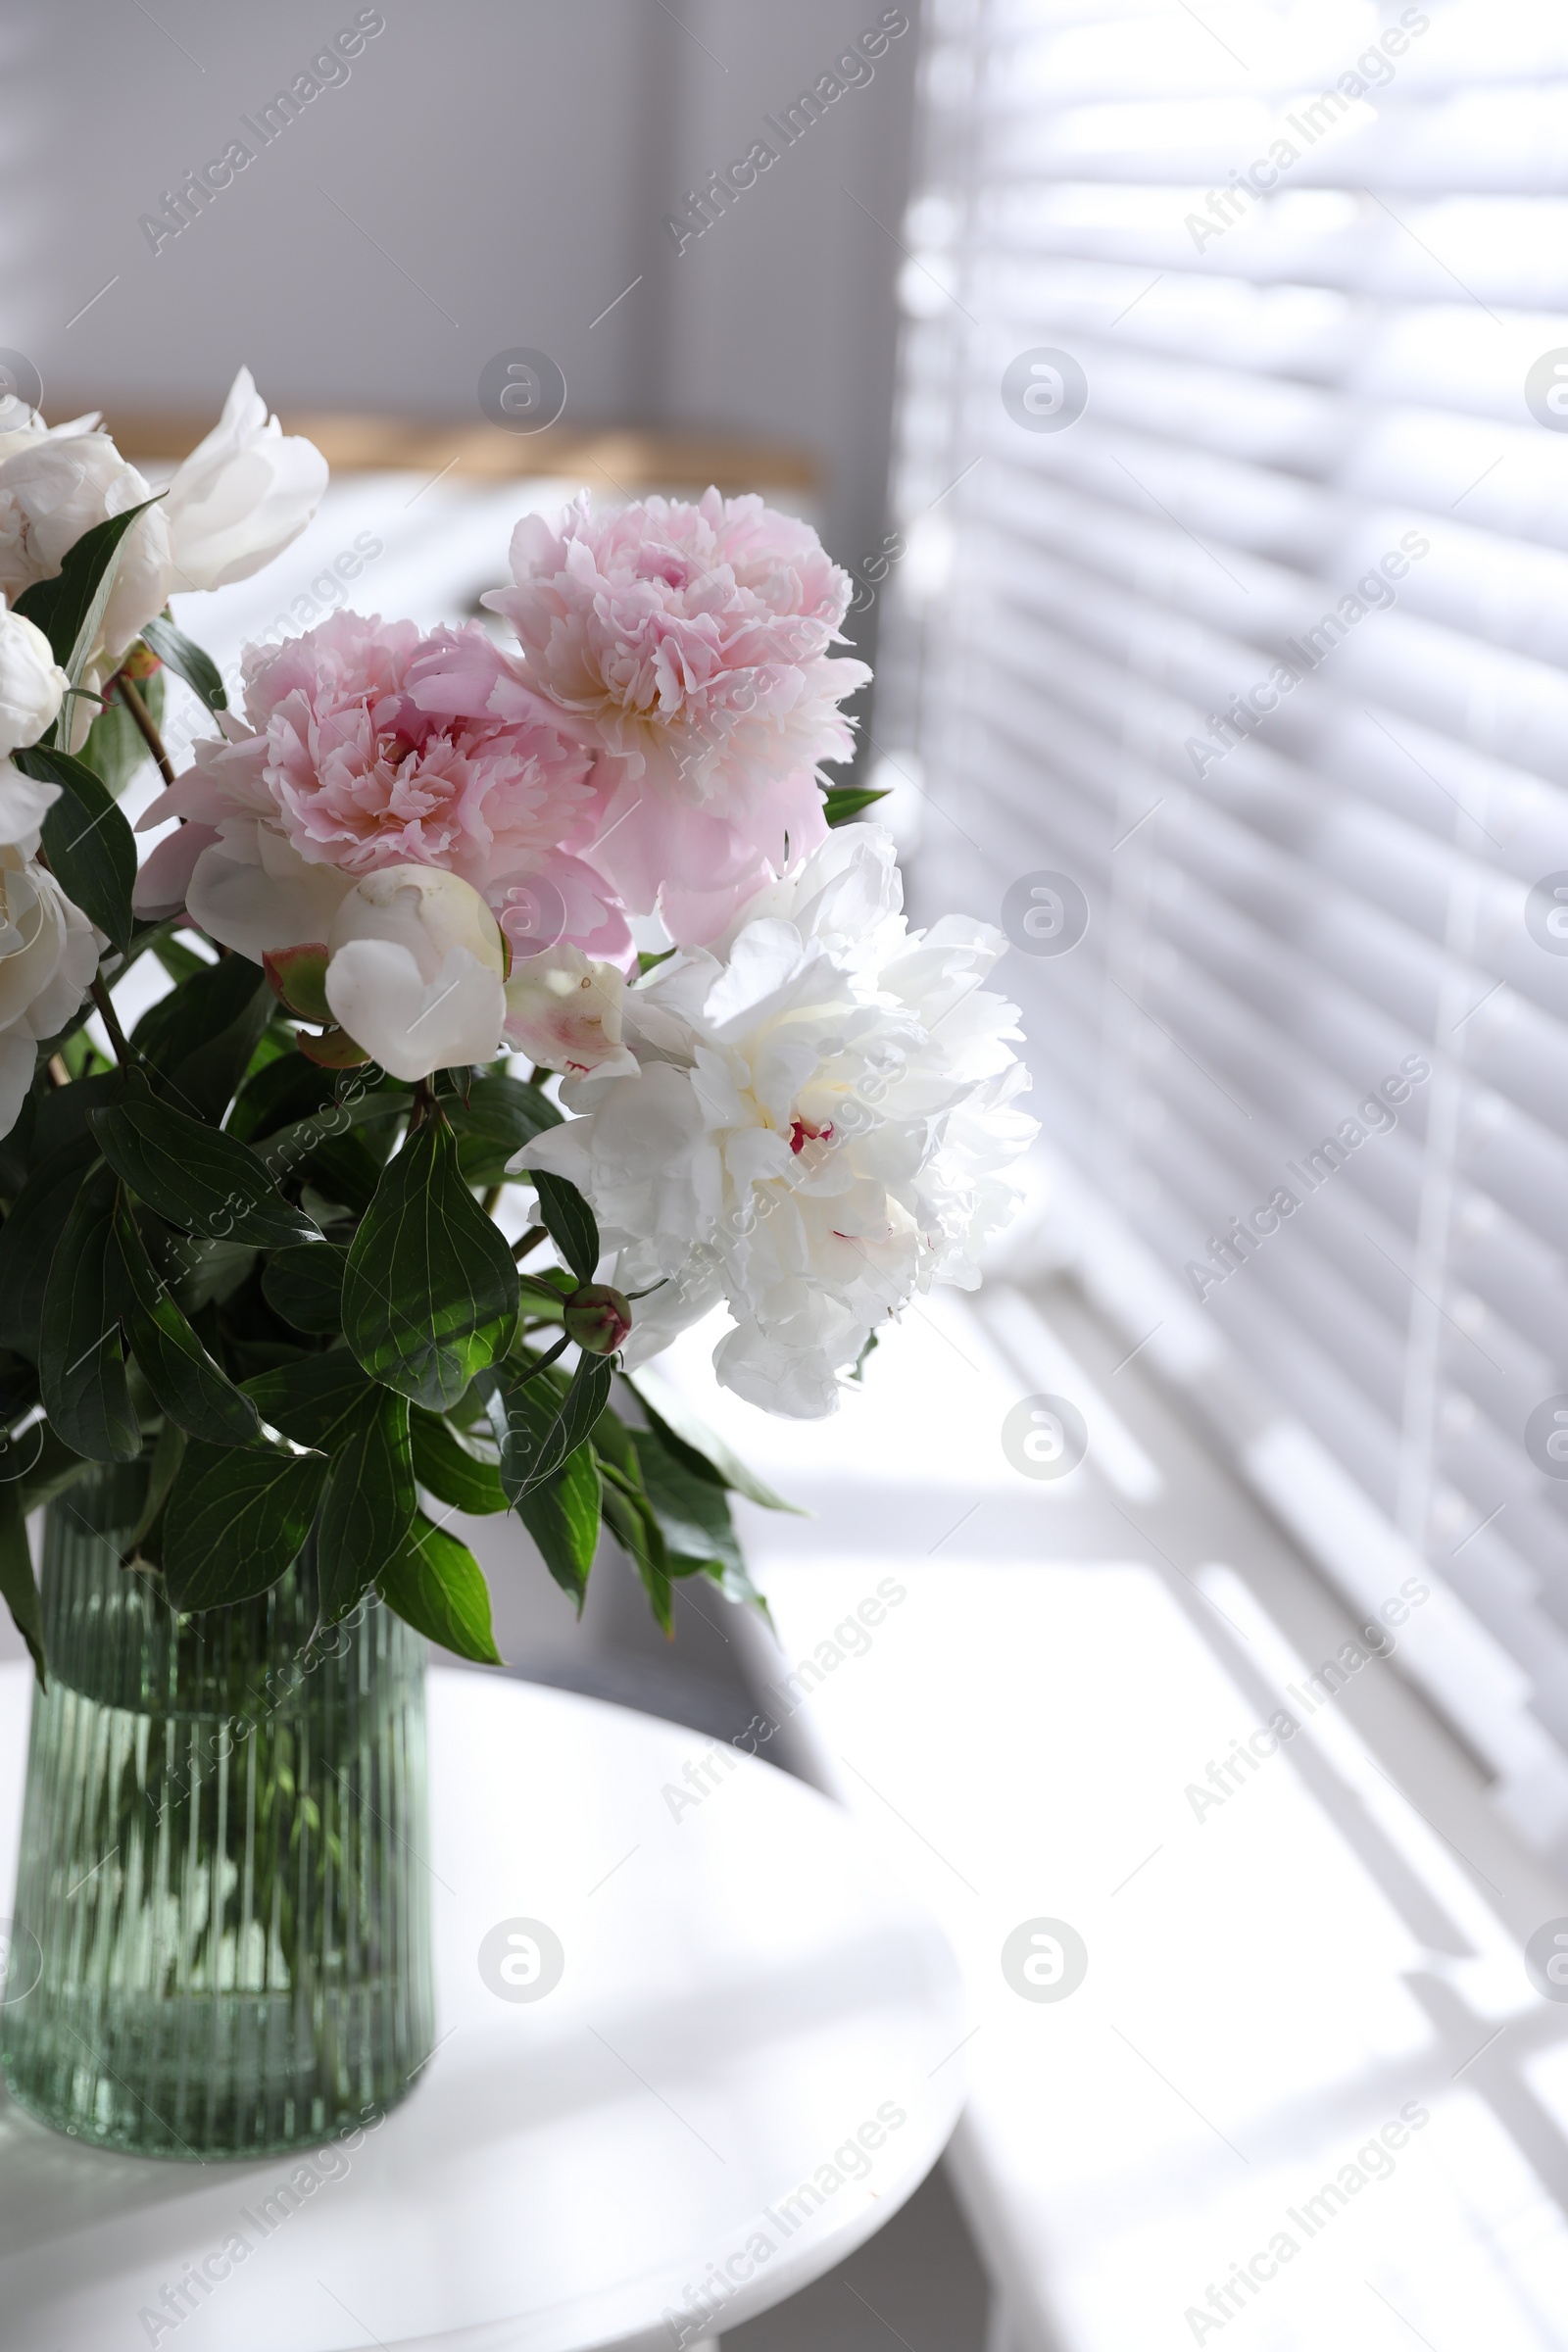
[{"left": 0, "top": 1663, "right": 965, "bottom": 2351}]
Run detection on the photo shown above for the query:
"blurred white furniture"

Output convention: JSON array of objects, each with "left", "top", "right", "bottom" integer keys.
[
  {"left": 0, "top": 1665, "right": 965, "bottom": 2352},
  {"left": 660, "top": 1281, "right": 1568, "bottom": 2352},
  {"left": 117, "top": 414, "right": 820, "bottom": 499}
]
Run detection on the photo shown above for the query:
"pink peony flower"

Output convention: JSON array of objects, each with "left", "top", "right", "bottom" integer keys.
[
  {"left": 134, "top": 612, "right": 631, "bottom": 966},
  {"left": 482, "top": 488, "right": 871, "bottom": 947}
]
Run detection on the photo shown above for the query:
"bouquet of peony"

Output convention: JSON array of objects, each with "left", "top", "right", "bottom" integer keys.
[{"left": 0, "top": 372, "right": 1035, "bottom": 1675}]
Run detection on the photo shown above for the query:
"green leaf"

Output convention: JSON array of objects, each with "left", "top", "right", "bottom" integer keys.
[
  {"left": 822, "top": 784, "right": 891, "bottom": 827},
  {"left": 509, "top": 1329, "right": 569, "bottom": 1378},
  {"left": 254, "top": 1086, "right": 410, "bottom": 1183},
  {"left": 0, "top": 1485, "right": 44, "bottom": 1684},
  {"left": 0, "top": 1089, "right": 35, "bottom": 1196},
  {"left": 411, "top": 1405, "right": 508, "bottom": 1514},
  {"left": 163, "top": 1441, "right": 329, "bottom": 1610},
  {"left": 342, "top": 1115, "right": 518, "bottom": 1411},
  {"left": 17, "top": 744, "right": 137, "bottom": 953},
  {"left": 13, "top": 1425, "right": 96, "bottom": 1518},
  {"left": 0, "top": 1350, "right": 38, "bottom": 1423},
  {"left": 262, "top": 1244, "right": 347, "bottom": 1334},
  {"left": 172, "top": 986, "right": 275, "bottom": 1127},
  {"left": 629, "top": 1369, "right": 805, "bottom": 1513},
  {"left": 125, "top": 1415, "right": 186, "bottom": 1567},
  {"left": 139, "top": 614, "right": 227, "bottom": 713},
  {"left": 484, "top": 1382, "right": 601, "bottom": 1602},
  {"left": 588, "top": 1401, "right": 639, "bottom": 1480},
  {"left": 518, "top": 1446, "right": 603, "bottom": 1606},
  {"left": 244, "top": 1350, "right": 376, "bottom": 1451},
  {"left": 297, "top": 1130, "right": 381, "bottom": 1218},
  {"left": 601, "top": 1479, "right": 673, "bottom": 1633},
  {"left": 30, "top": 1069, "right": 121, "bottom": 1160},
  {"left": 13, "top": 496, "right": 163, "bottom": 684},
  {"left": 78, "top": 670, "right": 165, "bottom": 797},
  {"left": 0, "top": 1136, "right": 97, "bottom": 1357},
  {"left": 237, "top": 1363, "right": 429, "bottom": 1683},
  {"left": 90, "top": 1095, "right": 318, "bottom": 1247},
  {"left": 133, "top": 952, "right": 256, "bottom": 1072},
  {"left": 148, "top": 931, "right": 213, "bottom": 989},
  {"left": 492, "top": 1351, "right": 612, "bottom": 1500},
  {"left": 529, "top": 1169, "right": 600, "bottom": 1285},
  {"left": 318, "top": 1386, "right": 416, "bottom": 1623},
  {"left": 112, "top": 1195, "right": 260, "bottom": 1446},
  {"left": 511, "top": 1268, "right": 571, "bottom": 1324},
  {"left": 377, "top": 1512, "right": 502, "bottom": 1663},
  {"left": 701, "top": 1543, "right": 770, "bottom": 1613},
  {"left": 446, "top": 1073, "right": 561, "bottom": 1186},
  {"left": 633, "top": 1422, "right": 746, "bottom": 1584},
  {"left": 39, "top": 1163, "right": 140, "bottom": 1463},
  {"left": 226, "top": 1047, "right": 337, "bottom": 1143},
  {"left": 132, "top": 954, "right": 273, "bottom": 1125},
  {"left": 157, "top": 1232, "right": 257, "bottom": 1317}
]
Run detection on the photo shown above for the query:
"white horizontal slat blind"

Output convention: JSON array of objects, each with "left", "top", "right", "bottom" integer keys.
[{"left": 881, "top": 0, "right": 1568, "bottom": 1852}]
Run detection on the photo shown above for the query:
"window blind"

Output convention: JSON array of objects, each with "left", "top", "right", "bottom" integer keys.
[{"left": 879, "top": 0, "right": 1568, "bottom": 1856}]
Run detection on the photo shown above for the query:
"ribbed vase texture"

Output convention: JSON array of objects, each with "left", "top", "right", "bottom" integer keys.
[{"left": 1, "top": 1463, "right": 433, "bottom": 2158}]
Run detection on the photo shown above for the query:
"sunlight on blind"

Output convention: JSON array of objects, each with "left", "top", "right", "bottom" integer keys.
[{"left": 879, "top": 0, "right": 1568, "bottom": 1857}]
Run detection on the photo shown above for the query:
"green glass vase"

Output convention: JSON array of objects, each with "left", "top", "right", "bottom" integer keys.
[{"left": 1, "top": 1461, "right": 434, "bottom": 2158}]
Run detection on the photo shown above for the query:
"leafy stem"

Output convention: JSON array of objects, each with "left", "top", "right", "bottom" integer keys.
[
  {"left": 516, "top": 1269, "right": 566, "bottom": 1302},
  {"left": 114, "top": 670, "right": 176, "bottom": 790},
  {"left": 90, "top": 976, "right": 131, "bottom": 1068}
]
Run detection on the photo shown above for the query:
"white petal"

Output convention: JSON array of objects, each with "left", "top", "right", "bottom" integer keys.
[
  {"left": 186, "top": 822, "right": 353, "bottom": 959},
  {"left": 0, "top": 610, "right": 68, "bottom": 758},
  {"left": 0, "top": 760, "right": 59, "bottom": 846},
  {"left": 712, "top": 1314, "right": 856, "bottom": 1420},
  {"left": 502, "top": 945, "right": 634, "bottom": 1076},
  {"left": 164, "top": 368, "right": 327, "bottom": 593},
  {"left": 0, "top": 1028, "right": 37, "bottom": 1143},
  {"left": 324, "top": 941, "right": 506, "bottom": 1082}
]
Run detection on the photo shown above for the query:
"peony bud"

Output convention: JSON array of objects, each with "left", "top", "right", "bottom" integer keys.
[
  {"left": 328, "top": 864, "right": 507, "bottom": 978},
  {"left": 324, "top": 864, "right": 508, "bottom": 1083},
  {"left": 563, "top": 1282, "right": 633, "bottom": 1356}
]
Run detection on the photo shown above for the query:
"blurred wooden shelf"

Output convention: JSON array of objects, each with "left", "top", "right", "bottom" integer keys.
[{"left": 84, "top": 411, "right": 822, "bottom": 495}]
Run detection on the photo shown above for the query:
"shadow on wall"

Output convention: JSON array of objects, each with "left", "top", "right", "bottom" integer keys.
[{"left": 4, "top": 0, "right": 918, "bottom": 657}]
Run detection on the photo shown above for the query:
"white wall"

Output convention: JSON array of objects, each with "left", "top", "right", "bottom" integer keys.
[{"left": 0, "top": 0, "right": 918, "bottom": 636}]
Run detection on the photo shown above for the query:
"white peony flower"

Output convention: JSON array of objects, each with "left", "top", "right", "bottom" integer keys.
[
  {"left": 322, "top": 864, "right": 508, "bottom": 1082},
  {"left": 0, "top": 606, "right": 70, "bottom": 845},
  {"left": 502, "top": 944, "right": 637, "bottom": 1077},
  {"left": 514, "top": 826, "right": 1037, "bottom": 1418},
  {"left": 0, "top": 606, "right": 68, "bottom": 756},
  {"left": 0, "top": 761, "right": 63, "bottom": 847},
  {"left": 162, "top": 368, "right": 328, "bottom": 594},
  {"left": 0, "top": 370, "right": 324, "bottom": 692},
  {"left": 0, "top": 432, "right": 172, "bottom": 681},
  {"left": 0, "top": 845, "right": 104, "bottom": 1138}
]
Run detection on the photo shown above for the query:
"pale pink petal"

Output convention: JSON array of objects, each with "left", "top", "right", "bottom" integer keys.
[
  {"left": 186, "top": 823, "right": 354, "bottom": 960},
  {"left": 131, "top": 820, "right": 219, "bottom": 918},
  {"left": 481, "top": 489, "right": 867, "bottom": 946}
]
